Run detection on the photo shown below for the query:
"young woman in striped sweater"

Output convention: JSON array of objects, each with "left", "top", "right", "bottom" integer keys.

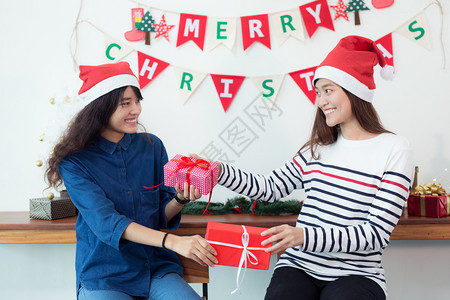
[{"left": 198, "top": 36, "right": 414, "bottom": 300}]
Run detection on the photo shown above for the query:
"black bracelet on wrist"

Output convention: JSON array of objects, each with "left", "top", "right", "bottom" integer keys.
[
  {"left": 174, "top": 193, "right": 190, "bottom": 205},
  {"left": 162, "top": 232, "right": 170, "bottom": 249}
]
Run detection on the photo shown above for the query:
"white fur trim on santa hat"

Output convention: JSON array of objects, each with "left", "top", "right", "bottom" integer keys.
[
  {"left": 314, "top": 66, "right": 374, "bottom": 103},
  {"left": 79, "top": 74, "right": 140, "bottom": 105}
]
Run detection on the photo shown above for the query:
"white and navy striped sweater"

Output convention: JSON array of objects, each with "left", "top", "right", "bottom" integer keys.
[{"left": 218, "top": 133, "right": 414, "bottom": 295}]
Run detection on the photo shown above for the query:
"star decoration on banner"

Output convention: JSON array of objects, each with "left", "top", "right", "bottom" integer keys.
[
  {"left": 331, "top": 0, "right": 349, "bottom": 21},
  {"left": 153, "top": 14, "right": 175, "bottom": 41}
]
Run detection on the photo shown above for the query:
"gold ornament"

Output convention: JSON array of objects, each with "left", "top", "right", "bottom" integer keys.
[
  {"left": 36, "top": 160, "right": 43, "bottom": 167},
  {"left": 39, "top": 135, "right": 44, "bottom": 142},
  {"left": 64, "top": 96, "right": 71, "bottom": 103},
  {"left": 49, "top": 97, "right": 55, "bottom": 104},
  {"left": 47, "top": 192, "right": 55, "bottom": 200}
]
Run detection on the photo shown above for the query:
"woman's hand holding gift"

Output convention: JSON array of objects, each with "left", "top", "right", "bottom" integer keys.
[
  {"left": 175, "top": 182, "right": 201, "bottom": 202},
  {"left": 165, "top": 233, "right": 218, "bottom": 267}
]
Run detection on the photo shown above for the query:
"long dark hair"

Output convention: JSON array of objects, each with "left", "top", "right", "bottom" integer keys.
[
  {"left": 298, "top": 88, "right": 392, "bottom": 159},
  {"left": 45, "top": 86, "right": 143, "bottom": 189}
]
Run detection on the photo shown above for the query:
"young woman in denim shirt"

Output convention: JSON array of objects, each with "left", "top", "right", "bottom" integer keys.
[{"left": 45, "top": 62, "right": 217, "bottom": 300}]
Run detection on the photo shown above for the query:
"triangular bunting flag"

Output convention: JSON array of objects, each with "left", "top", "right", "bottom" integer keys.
[
  {"left": 205, "top": 17, "right": 237, "bottom": 51},
  {"left": 103, "top": 35, "right": 134, "bottom": 63},
  {"left": 176, "top": 13, "right": 207, "bottom": 50},
  {"left": 210, "top": 74, "right": 245, "bottom": 112},
  {"left": 289, "top": 67, "right": 318, "bottom": 104},
  {"left": 375, "top": 33, "right": 394, "bottom": 67},
  {"left": 137, "top": 52, "right": 170, "bottom": 89},
  {"left": 299, "top": 0, "right": 335, "bottom": 38},
  {"left": 395, "top": 12, "right": 431, "bottom": 50},
  {"left": 251, "top": 75, "right": 285, "bottom": 106},
  {"left": 271, "top": 9, "right": 305, "bottom": 46},
  {"left": 173, "top": 67, "right": 207, "bottom": 104},
  {"left": 241, "top": 14, "right": 271, "bottom": 50}
]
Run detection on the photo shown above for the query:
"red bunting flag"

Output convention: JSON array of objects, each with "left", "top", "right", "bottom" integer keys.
[
  {"left": 375, "top": 33, "right": 394, "bottom": 67},
  {"left": 210, "top": 74, "right": 245, "bottom": 112},
  {"left": 176, "top": 14, "right": 207, "bottom": 50},
  {"left": 300, "top": 0, "right": 334, "bottom": 38},
  {"left": 241, "top": 14, "right": 271, "bottom": 50},
  {"left": 137, "top": 51, "right": 170, "bottom": 89},
  {"left": 289, "top": 66, "right": 318, "bottom": 104}
]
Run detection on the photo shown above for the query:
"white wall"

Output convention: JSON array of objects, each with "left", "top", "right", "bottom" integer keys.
[{"left": 1, "top": 0, "right": 449, "bottom": 299}]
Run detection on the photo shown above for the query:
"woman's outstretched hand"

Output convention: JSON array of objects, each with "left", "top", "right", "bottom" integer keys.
[
  {"left": 165, "top": 234, "right": 218, "bottom": 267},
  {"left": 261, "top": 224, "right": 304, "bottom": 254}
]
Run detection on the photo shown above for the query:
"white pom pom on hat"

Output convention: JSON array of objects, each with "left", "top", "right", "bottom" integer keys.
[
  {"left": 380, "top": 64, "right": 395, "bottom": 81},
  {"left": 313, "top": 35, "right": 394, "bottom": 103},
  {"left": 78, "top": 62, "right": 140, "bottom": 105}
]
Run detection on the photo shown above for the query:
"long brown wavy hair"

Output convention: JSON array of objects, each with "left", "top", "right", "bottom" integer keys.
[
  {"left": 298, "top": 88, "right": 392, "bottom": 159},
  {"left": 45, "top": 86, "right": 143, "bottom": 190}
]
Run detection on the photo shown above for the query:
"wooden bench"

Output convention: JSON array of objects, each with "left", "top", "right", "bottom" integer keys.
[{"left": 178, "top": 255, "right": 209, "bottom": 300}]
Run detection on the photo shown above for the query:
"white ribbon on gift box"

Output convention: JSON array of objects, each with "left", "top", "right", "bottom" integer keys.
[{"left": 207, "top": 225, "right": 268, "bottom": 294}]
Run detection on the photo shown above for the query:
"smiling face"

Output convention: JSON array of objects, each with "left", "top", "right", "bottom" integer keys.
[
  {"left": 315, "top": 78, "right": 358, "bottom": 132},
  {"left": 101, "top": 86, "right": 142, "bottom": 143}
]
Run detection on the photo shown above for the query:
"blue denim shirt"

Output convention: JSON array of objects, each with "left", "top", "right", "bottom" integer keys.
[{"left": 59, "top": 133, "right": 182, "bottom": 297}]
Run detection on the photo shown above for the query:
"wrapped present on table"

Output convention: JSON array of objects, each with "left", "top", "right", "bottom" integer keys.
[
  {"left": 164, "top": 154, "right": 219, "bottom": 195},
  {"left": 29, "top": 195, "right": 77, "bottom": 220},
  {"left": 205, "top": 222, "right": 272, "bottom": 294},
  {"left": 407, "top": 182, "right": 450, "bottom": 218}
]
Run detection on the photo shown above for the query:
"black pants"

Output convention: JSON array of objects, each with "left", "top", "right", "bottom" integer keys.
[{"left": 265, "top": 267, "right": 386, "bottom": 300}]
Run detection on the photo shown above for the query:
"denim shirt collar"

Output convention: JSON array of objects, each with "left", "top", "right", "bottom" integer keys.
[{"left": 96, "top": 134, "right": 132, "bottom": 154}]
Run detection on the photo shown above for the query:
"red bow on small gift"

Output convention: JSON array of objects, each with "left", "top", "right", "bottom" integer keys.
[{"left": 144, "top": 156, "right": 215, "bottom": 214}]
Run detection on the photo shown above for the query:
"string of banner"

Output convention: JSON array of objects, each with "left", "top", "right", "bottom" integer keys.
[{"left": 70, "top": 0, "right": 445, "bottom": 112}]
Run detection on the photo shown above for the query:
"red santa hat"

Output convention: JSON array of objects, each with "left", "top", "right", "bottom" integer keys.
[
  {"left": 78, "top": 62, "right": 140, "bottom": 105},
  {"left": 313, "top": 35, "right": 394, "bottom": 103}
]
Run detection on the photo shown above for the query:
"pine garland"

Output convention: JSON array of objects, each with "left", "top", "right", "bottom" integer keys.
[{"left": 181, "top": 196, "right": 302, "bottom": 216}]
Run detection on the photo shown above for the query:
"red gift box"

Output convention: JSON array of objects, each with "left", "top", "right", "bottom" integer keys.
[
  {"left": 407, "top": 194, "right": 450, "bottom": 218},
  {"left": 205, "top": 222, "right": 272, "bottom": 270},
  {"left": 164, "top": 155, "right": 219, "bottom": 195}
]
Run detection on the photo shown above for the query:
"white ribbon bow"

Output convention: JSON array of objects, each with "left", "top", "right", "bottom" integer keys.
[{"left": 207, "top": 225, "right": 268, "bottom": 294}]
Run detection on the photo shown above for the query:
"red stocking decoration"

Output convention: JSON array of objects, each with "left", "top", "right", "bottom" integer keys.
[{"left": 124, "top": 8, "right": 146, "bottom": 42}]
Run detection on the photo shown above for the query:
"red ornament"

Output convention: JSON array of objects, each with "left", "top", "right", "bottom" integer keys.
[
  {"left": 153, "top": 14, "right": 175, "bottom": 42},
  {"left": 331, "top": 0, "right": 349, "bottom": 21},
  {"left": 372, "top": 0, "right": 394, "bottom": 9}
]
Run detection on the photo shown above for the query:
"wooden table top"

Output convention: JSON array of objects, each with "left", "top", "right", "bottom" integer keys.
[
  {"left": 0, "top": 210, "right": 449, "bottom": 242},
  {"left": 1, "top": 209, "right": 449, "bottom": 229}
]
